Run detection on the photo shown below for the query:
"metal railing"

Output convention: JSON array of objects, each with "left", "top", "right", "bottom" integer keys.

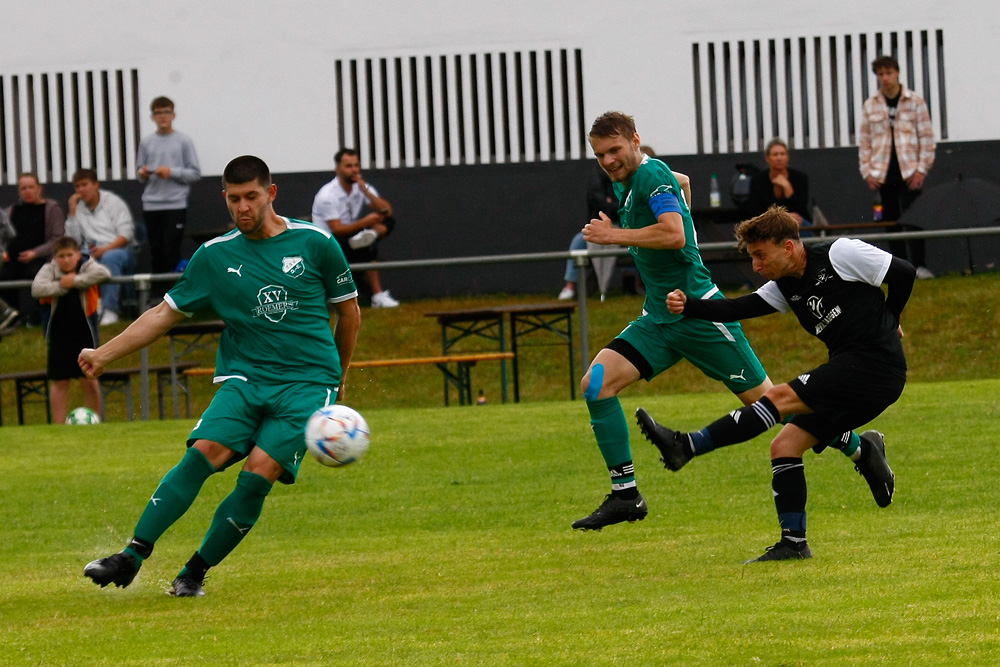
[{"left": 2, "top": 225, "right": 998, "bottom": 419}]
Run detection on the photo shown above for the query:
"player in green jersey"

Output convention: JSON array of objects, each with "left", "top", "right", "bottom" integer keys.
[
  {"left": 572, "top": 112, "right": 773, "bottom": 531},
  {"left": 80, "top": 155, "right": 362, "bottom": 596}
]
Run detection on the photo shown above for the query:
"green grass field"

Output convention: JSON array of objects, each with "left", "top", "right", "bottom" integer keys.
[{"left": 2, "top": 379, "right": 999, "bottom": 666}]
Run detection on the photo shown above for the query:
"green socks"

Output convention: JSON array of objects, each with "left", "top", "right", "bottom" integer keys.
[
  {"left": 587, "top": 397, "right": 636, "bottom": 491},
  {"left": 134, "top": 447, "right": 217, "bottom": 546},
  {"left": 196, "top": 470, "right": 273, "bottom": 567}
]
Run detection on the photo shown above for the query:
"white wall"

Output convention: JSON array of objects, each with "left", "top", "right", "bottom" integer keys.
[{"left": 1, "top": 0, "right": 996, "bottom": 180}]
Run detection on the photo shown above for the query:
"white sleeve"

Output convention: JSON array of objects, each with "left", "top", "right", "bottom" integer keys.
[
  {"left": 754, "top": 281, "right": 790, "bottom": 313},
  {"left": 311, "top": 187, "right": 348, "bottom": 229},
  {"left": 829, "top": 238, "right": 892, "bottom": 286}
]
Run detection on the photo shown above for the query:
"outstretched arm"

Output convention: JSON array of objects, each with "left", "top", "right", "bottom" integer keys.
[
  {"left": 668, "top": 289, "right": 778, "bottom": 322},
  {"left": 79, "top": 301, "right": 186, "bottom": 378}
]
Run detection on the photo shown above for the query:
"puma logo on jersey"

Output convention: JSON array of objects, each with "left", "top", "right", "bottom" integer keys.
[
  {"left": 228, "top": 265, "right": 243, "bottom": 277},
  {"left": 729, "top": 369, "right": 747, "bottom": 380}
]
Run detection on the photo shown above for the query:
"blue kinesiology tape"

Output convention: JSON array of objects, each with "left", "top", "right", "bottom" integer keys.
[{"left": 584, "top": 363, "right": 604, "bottom": 401}]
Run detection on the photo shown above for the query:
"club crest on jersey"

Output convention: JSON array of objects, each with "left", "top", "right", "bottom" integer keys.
[
  {"left": 282, "top": 256, "right": 305, "bottom": 278},
  {"left": 251, "top": 284, "right": 299, "bottom": 323},
  {"left": 807, "top": 295, "right": 842, "bottom": 334}
]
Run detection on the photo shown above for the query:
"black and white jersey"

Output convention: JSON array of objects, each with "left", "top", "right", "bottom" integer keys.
[{"left": 755, "top": 238, "right": 904, "bottom": 365}]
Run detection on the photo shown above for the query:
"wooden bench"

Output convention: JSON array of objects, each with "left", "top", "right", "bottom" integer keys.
[
  {"left": 0, "top": 370, "right": 51, "bottom": 425},
  {"left": 0, "top": 363, "right": 197, "bottom": 425},
  {"left": 184, "top": 352, "right": 516, "bottom": 406},
  {"left": 100, "top": 362, "right": 199, "bottom": 421}
]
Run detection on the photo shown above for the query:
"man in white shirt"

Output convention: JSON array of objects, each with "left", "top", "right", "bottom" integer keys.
[
  {"left": 66, "top": 169, "right": 137, "bottom": 325},
  {"left": 311, "top": 148, "right": 399, "bottom": 307}
]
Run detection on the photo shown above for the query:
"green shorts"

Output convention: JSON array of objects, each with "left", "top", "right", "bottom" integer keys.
[
  {"left": 188, "top": 379, "right": 337, "bottom": 484},
  {"left": 613, "top": 312, "right": 767, "bottom": 393}
]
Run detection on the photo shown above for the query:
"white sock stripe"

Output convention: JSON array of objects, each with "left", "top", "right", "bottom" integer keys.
[
  {"left": 751, "top": 402, "right": 778, "bottom": 428},
  {"left": 772, "top": 462, "right": 805, "bottom": 475},
  {"left": 611, "top": 480, "right": 638, "bottom": 491}
]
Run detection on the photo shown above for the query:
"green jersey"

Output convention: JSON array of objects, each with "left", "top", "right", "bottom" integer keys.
[
  {"left": 614, "top": 156, "right": 717, "bottom": 323},
  {"left": 165, "top": 217, "right": 357, "bottom": 386}
]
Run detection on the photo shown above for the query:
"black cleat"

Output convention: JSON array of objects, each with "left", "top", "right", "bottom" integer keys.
[
  {"left": 635, "top": 408, "right": 692, "bottom": 471},
  {"left": 742, "top": 539, "right": 813, "bottom": 564},
  {"left": 572, "top": 493, "right": 648, "bottom": 531},
  {"left": 84, "top": 551, "right": 140, "bottom": 588},
  {"left": 856, "top": 430, "right": 894, "bottom": 508},
  {"left": 167, "top": 574, "right": 206, "bottom": 597}
]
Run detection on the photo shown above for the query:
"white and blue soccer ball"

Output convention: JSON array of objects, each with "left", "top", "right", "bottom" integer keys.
[
  {"left": 66, "top": 407, "right": 101, "bottom": 425},
  {"left": 304, "top": 404, "right": 370, "bottom": 467}
]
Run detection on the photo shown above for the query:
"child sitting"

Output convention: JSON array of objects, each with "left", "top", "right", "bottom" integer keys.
[{"left": 31, "top": 236, "right": 111, "bottom": 423}]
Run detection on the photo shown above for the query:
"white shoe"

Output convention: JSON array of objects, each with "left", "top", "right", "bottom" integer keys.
[
  {"left": 558, "top": 286, "right": 575, "bottom": 301},
  {"left": 915, "top": 266, "right": 935, "bottom": 280},
  {"left": 348, "top": 229, "right": 379, "bottom": 249},
  {"left": 100, "top": 311, "right": 119, "bottom": 326},
  {"left": 370, "top": 290, "right": 400, "bottom": 308}
]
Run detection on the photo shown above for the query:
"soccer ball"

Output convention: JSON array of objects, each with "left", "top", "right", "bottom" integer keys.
[
  {"left": 304, "top": 405, "right": 370, "bottom": 467},
  {"left": 66, "top": 407, "right": 101, "bottom": 425}
]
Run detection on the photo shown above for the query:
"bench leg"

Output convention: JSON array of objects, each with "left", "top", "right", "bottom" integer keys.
[{"left": 435, "top": 362, "right": 475, "bottom": 407}]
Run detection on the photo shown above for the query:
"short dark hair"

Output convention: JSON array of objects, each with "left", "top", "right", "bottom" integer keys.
[
  {"left": 150, "top": 96, "right": 174, "bottom": 112},
  {"left": 589, "top": 111, "right": 637, "bottom": 141},
  {"left": 734, "top": 205, "right": 800, "bottom": 252},
  {"left": 53, "top": 235, "right": 81, "bottom": 252},
  {"left": 871, "top": 55, "right": 900, "bottom": 74},
  {"left": 222, "top": 155, "right": 271, "bottom": 188},
  {"left": 72, "top": 168, "right": 99, "bottom": 184},
  {"left": 334, "top": 148, "right": 359, "bottom": 165}
]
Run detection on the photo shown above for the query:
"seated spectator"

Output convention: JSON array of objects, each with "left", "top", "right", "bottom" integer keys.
[
  {"left": 746, "top": 138, "right": 812, "bottom": 233},
  {"left": 311, "top": 148, "right": 399, "bottom": 308},
  {"left": 65, "top": 169, "right": 137, "bottom": 326},
  {"left": 31, "top": 236, "right": 110, "bottom": 423},
  {"left": 0, "top": 172, "right": 66, "bottom": 326}
]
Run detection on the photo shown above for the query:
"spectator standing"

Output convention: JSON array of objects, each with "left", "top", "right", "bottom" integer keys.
[
  {"left": 311, "top": 148, "right": 399, "bottom": 308},
  {"left": 0, "top": 172, "right": 66, "bottom": 326},
  {"left": 31, "top": 236, "right": 110, "bottom": 423},
  {"left": 137, "top": 96, "right": 201, "bottom": 287},
  {"left": 66, "top": 169, "right": 137, "bottom": 326},
  {"left": 859, "top": 54, "right": 936, "bottom": 279}
]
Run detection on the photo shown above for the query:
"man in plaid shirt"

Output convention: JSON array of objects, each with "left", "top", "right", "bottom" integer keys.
[{"left": 859, "top": 54, "right": 936, "bottom": 279}]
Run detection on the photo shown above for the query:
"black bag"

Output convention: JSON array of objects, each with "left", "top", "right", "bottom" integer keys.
[{"left": 730, "top": 163, "right": 759, "bottom": 215}]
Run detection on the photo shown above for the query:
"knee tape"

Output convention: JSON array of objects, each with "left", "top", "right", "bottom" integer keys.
[{"left": 584, "top": 363, "right": 605, "bottom": 401}]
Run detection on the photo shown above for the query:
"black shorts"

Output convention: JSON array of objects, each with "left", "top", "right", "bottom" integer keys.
[{"left": 787, "top": 351, "right": 906, "bottom": 443}]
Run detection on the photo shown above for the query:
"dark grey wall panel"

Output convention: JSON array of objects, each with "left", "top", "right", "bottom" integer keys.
[{"left": 3, "top": 140, "right": 997, "bottom": 299}]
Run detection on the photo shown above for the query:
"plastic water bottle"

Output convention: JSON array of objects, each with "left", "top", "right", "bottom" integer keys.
[
  {"left": 872, "top": 190, "right": 884, "bottom": 221},
  {"left": 709, "top": 174, "right": 721, "bottom": 208}
]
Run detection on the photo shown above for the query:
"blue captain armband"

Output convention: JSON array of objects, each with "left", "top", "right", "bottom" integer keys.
[{"left": 649, "top": 190, "right": 682, "bottom": 218}]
